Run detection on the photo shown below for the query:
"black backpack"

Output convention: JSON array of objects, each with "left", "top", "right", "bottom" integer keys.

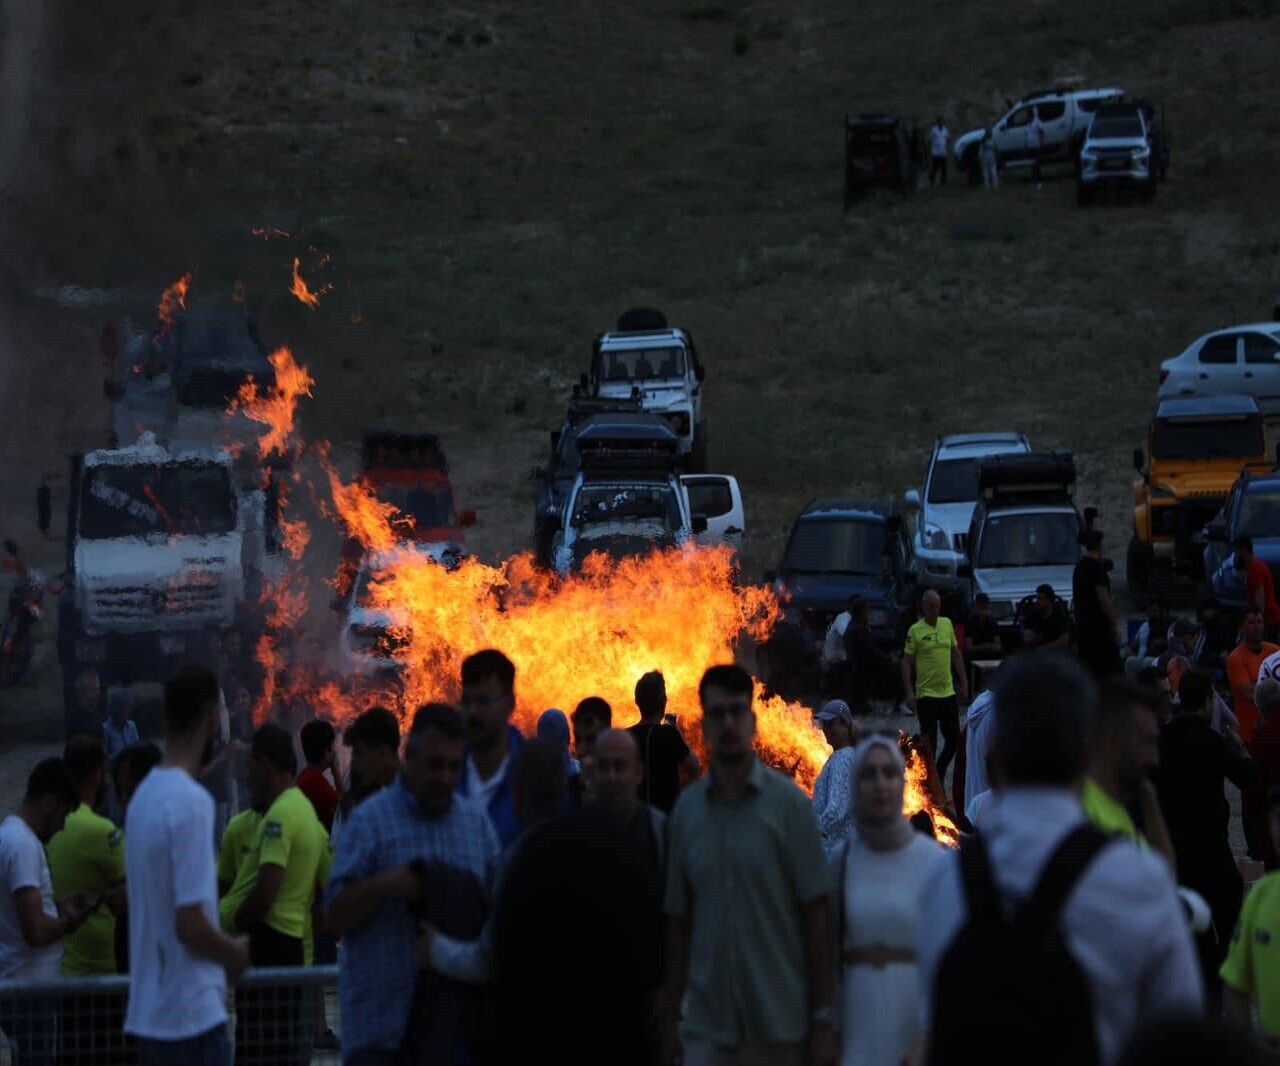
[{"left": 927, "top": 824, "right": 1112, "bottom": 1066}]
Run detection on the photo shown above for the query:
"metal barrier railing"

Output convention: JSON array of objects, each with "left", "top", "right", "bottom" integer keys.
[{"left": 0, "top": 965, "right": 339, "bottom": 1066}]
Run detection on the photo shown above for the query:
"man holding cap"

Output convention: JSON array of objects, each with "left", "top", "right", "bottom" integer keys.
[{"left": 811, "top": 700, "right": 856, "bottom": 859}]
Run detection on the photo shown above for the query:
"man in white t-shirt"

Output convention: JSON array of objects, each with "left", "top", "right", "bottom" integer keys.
[
  {"left": 928, "top": 116, "right": 950, "bottom": 187},
  {"left": 125, "top": 665, "right": 249, "bottom": 1066},
  {"left": 0, "top": 757, "right": 90, "bottom": 1063}
]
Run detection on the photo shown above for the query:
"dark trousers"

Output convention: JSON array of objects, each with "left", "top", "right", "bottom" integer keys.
[
  {"left": 235, "top": 925, "right": 306, "bottom": 1066},
  {"left": 137, "top": 1024, "right": 231, "bottom": 1066},
  {"left": 929, "top": 154, "right": 947, "bottom": 186},
  {"left": 917, "top": 695, "right": 960, "bottom": 783}
]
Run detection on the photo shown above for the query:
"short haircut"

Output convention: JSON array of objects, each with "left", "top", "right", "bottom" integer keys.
[
  {"left": 300, "top": 719, "right": 336, "bottom": 764},
  {"left": 634, "top": 671, "right": 666, "bottom": 717},
  {"left": 408, "top": 702, "right": 463, "bottom": 743},
  {"left": 251, "top": 722, "right": 297, "bottom": 775},
  {"left": 1096, "top": 678, "right": 1161, "bottom": 743},
  {"left": 62, "top": 735, "right": 106, "bottom": 789},
  {"left": 1235, "top": 534, "right": 1255, "bottom": 553},
  {"left": 993, "top": 650, "right": 1095, "bottom": 788},
  {"left": 1177, "top": 668, "right": 1214, "bottom": 714},
  {"left": 698, "top": 663, "right": 753, "bottom": 705},
  {"left": 164, "top": 664, "right": 220, "bottom": 737},
  {"left": 344, "top": 706, "right": 400, "bottom": 751},
  {"left": 511, "top": 738, "right": 567, "bottom": 823},
  {"left": 115, "top": 743, "right": 162, "bottom": 788},
  {"left": 461, "top": 649, "right": 515, "bottom": 693},
  {"left": 572, "top": 696, "right": 612, "bottom": 728},
  {"left": 26, "top": 758, "right": 78, "bottom": 807},
  {"left": 1036, "top": 583, "right": 1055, "bottom": 600}
]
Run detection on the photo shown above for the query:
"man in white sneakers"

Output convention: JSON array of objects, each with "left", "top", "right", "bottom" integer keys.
[{"left": 124, "top": 665, "right": 249, "bottom": 1066}]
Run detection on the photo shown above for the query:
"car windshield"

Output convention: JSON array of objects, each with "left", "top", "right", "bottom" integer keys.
[
  {"left": 977, "top": 512, "right": 1080, "bottom": 567},
  {"left": 927, "top": 458, "right": 983, "bottom": 504},
  {"left": 378, "top": 484, "right": 455, "bottom": 529},
  {"left": 1236, "top": 491, "right": 1280, "bottom": 539},
  {"left": 597, "top": 347, "right": 686, "bottom": 382},
  {"left": 79, "top": 462, "right": 236, "bottom": 539},
  {"left": 572, "top": 483, "right": 682, "bottom": 530},
  {"left": 784, "top": 518, "right": 885, "bottom": 575},
  {"left": 1152, "top": 417, "right": 1265, "bottom": 460},
  {"left": 1090, "top": 117, "right": 1143, "bottom": 139}
]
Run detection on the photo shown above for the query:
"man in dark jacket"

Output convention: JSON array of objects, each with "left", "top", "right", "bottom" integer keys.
[
  {"left": 843, "top": 596, "right": 897, "bottom": 713},
  {"left": 1155, "top": 667, "right": 1255, "bottom": 1007}
]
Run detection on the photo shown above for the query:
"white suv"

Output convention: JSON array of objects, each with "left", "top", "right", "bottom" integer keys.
[
  {"left": 904, "top": 432, "right": 1031, "bottom": 591},
  {"left": 1077, "top": 104, "right": 1156, "bottom": 204}
]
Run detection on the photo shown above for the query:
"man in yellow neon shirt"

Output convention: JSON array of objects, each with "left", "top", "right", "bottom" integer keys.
[
  {"left": 217, "top": 806, "right": 263, "bottom": 932},
  {"left": 1223, "top": 782, "right": 1280, "bottom": 1044},
  {"left": 903, "top": 589, "right": 968, "bottom": 786}
]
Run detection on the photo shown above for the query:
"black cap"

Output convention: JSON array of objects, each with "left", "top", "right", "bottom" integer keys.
[{"left": 344, "top": 706, "right": 401, "bottom": 751}]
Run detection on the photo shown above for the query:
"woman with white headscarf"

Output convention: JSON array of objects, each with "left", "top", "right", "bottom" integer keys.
[{"left": 833, "top": 734, "right": 946, "bottom": 1066}]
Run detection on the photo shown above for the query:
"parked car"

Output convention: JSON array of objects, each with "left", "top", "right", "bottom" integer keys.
[
  {"left": 1077, "top": 103, "right": 1157, "bottom": 204},
  {"left": 903, "top": 431, "right": 1031, "bottom": 596},
  {"left": 1157, "top": 324, "right": 1280, "bottom": 414},
  {"left": 952, "top": 87, "right": 1123, "bottom": 182},
  {"left": 760, "top": 498, "right": 914, "bottom": 698},
  {"left": 1203, "top": 468, "right": 1280, "bottom": 615},
  {"left": 1129, "top": 395, "right": 1273, "bottom": 603},
  {"left": 843, "top": 113, "right": 917, "bottom": 208}
]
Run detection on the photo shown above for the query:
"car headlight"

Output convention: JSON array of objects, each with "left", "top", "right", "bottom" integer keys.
[{"left": 922, "top": 523, "right": 950, "bottom": 551}]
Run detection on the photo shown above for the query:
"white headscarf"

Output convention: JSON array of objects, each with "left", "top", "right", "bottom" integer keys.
[{"left": 849, "top": 734, "right": 914, "bottom": 852}]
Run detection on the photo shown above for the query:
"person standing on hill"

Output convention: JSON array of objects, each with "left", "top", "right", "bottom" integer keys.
[{"left": 928, "top": 116, "right": 950, "bottom": 187}]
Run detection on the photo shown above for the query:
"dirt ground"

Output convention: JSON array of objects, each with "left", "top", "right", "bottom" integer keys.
[{"left": 2, "top": 0, "right": 1279, "bottom": 797}]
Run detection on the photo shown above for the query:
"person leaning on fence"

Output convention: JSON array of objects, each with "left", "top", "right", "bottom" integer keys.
[{"left": 123, "top": 665, "right": 249, "bottom": 1066}]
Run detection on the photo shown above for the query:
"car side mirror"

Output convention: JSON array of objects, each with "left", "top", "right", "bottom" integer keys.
[
  {"left": 692, "top": 513, "right": 709, "bottom": 535},
  {"left": 763, "top": 569, "right": 778, "bottom": 584},
  {"left": 957, "top": 563, "right": 973, "bottom": 579},
  {"left": 1133, "top": 448, "right": 1144, "bottom": 473},
  {"left": 1204, "top": 520, "right": 1228, "bottom": 543},
  {"left": 903, "top": 488, "right": 921, "bottom": 510},
  {"left": 459, "top": 508, "right": 477, "bottom": 528}
]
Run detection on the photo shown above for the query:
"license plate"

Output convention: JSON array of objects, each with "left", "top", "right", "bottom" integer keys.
[
  {"left": 76, "top": 640, "right": 107, "bottom": 664},
  {"left": 159, "top": 635, "right": 186, "bottom": 655}
]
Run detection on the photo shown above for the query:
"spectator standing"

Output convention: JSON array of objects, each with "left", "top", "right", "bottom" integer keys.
[
  {"left": 102, "top": 688, "right": 140, "bottom": 765},
  {"left": 457, "top": 649, "right": 525, "bottom": 848},
  {"left": 1124, "top": 599, "right": 1172, "bottom": 679},
  {"left": 1029, "top": 109, "right": 1046, "bottom": 188},
  {"left": 833, "top": 735, "right": 945, "bottom": 1066},
  {"left": 332, "top": 706, "right": 401, "bottom": 853},
  {"left": 572, "top": 694, "right": 613, "bottom": 802},
  {"left": 917, "top": 651, "right": 1202, "bottom": 1065},
  {"left": 811, "top": 699, "right": 857, "bottom": 860},
  {"left": 1073, "top": 529, "right": 1121, "bottom": 679},
  {"left": 1247, "top": 680, "right": 1280, "bottom": 870},
  {"left": 297, "top": 719, "right": 343, "bottom": 834},
  {"left": 979, "top": 127, "right": 998, "bottom": 188},
  {"left": 536, "top": 708, "right": 583, "bottom": 809},
  {"left": 902, "top": 589, "right": 968, "bottom": 786},
  {"left": 67, "top": 667, "right": 102, "bottom": 743},
  {"left": 197, "top": 688, "right": 236, "bottom": 844},
  {"left": 112, "top": 743, "right": 162, "bottom": 821},
  {"left": 962, "top": 680, "right": 999, "bottom": 822},
  {"left": 628, "top": 670, "right": 699, "bottom": 814},
  {"left": 124, "top": 665, "right": 249, "bottom": 1066},
  {"left": 1156, "top": 667, "right": 1254, "bottom": 1007},
  {"left": 821, "top": 596, "right": 855, "bottom": 701},
  {"left": 843, "top": 597, "right": 898, "bottom": 714},
  {"left": 1234, "top": 536, "right": 1280, "bottom": 641},
  {"left": 928, "top": 116, "right": 949, "bottom": 187},
  {"left": 1168, "top": 654, "right": 1238, "bottom": 735},
  {"left": 1227, "top": 608, "right": 1279, "bottom": 743},
  {"left": 326, "top": 704, "right": 500, "bottom": 1065},
  {"left": 662, "top": 663, "right": 835, "bottom": 1066}
]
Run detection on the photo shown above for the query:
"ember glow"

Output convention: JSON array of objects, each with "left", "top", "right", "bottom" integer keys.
[
  {"left": 289, "top": 257, "right": 331, "bottom": 309},
  {"left": 154, "top": 271, "right": 191, "bottom": 338}
]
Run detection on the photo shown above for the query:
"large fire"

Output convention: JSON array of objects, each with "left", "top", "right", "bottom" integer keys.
[{"left": 154, "top": 271, "right": 191, "bottom": 338}]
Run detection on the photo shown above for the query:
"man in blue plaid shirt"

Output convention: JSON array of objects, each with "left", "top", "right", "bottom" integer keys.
[{"left": 326, "top": 703, "right": 500, "bottom": 1065}]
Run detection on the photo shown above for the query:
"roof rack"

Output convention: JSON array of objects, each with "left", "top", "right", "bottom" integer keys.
[
  {"left": 978, "top": 451, "right": 1076, "bottom": 503},
  {"left": 360, "top": 429, "right": 447, "bottom": 473},
  {"left": 564, "top": 394, "right": 647, "bottom": 423},
  {"left": 577, "top": 421, "right": 680, "bottom": 474}
]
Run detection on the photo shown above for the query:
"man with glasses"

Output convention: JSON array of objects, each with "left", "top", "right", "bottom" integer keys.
[
  {"left": 456, "top": 649, "right": 525, "bottom": 848},
  {"left": 662, "top": 664, "right": 836, "bottom": 1066}
]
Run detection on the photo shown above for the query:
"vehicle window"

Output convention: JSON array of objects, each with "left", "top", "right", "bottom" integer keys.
[
  {"left": 1005, "top": 107, "right": 1032, "bottom": 129},
  {"left": 597, "top": 347, "right": 686, "bottom": 382},
  {"left": 1036, "top": 101, "right": 1066, "bottom": 121},
  {"left": 1236, "top": 490, "right": 1280, "bottom": 538},
  {"left": 1244, "top": 332, "right": 1280, "bottom": 365},
  {"left": 379, "top": 484, "right": 455, "bottom": 529},
  {"left": 1078, "top": 98, "right": 1102, "bottom": 113},
  {"left": 1198, "top": 334, "right": 1239, "bottom": 365},
  {"left": 573, "top": 484, "right": 681, "bottom": 530},
  {"left": 1151, "top": 416, "right": 1265, "bottom": 459},
  {"left": 683, "top": 478, "right": 733, "bottom": 519},
  {"left": 80, "top": 463, "right": 236, "bottom": 539},
  {"left": 1088, "top": 117, "right": 1143, "bottom": 139},
  {"left": 976, "top": 512, "right": 1080, "bottom": 568},
  {"left": 927, "top": 458, "right": 984, "bottom": 504},
  {"left": 783, "top": 519, "right": 885, "bottom": 576}
]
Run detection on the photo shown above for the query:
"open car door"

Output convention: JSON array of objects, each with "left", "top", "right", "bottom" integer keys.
[{"left": 681, "top": 474, "right": 745, "bottom": 549}]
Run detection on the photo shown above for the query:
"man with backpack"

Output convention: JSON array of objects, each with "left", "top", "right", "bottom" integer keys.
[{"left": 916, "top": 650, "right": 1201, "bottom": 1065}]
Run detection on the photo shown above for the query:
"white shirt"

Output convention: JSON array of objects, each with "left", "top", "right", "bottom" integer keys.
[
  {"left": 962, "top": 691, "right": 997, "bottom": 806},
  {"left": 823, "top": 612, "right": 852, "bottom": 665},
  {"left": 124, "top": 767, "right": 228, "bottom": 1040},
  {"left": 1028, "top": 116, "right": 1045, "bottom": 149},
  {"left": 1257, "top": 648, "right": 1280, "bottom": 685},
  {"left": 0, "top": 815, "right": 61, "bottom": 979},
  {"left": 465, "top": 752, "right": 510, "bottom": 812},
  {"left": 929, "top": 125, "right": 949, "bottom": 157},
  {"left": 917, "top": 788, "right": 1203, "bottom": 1065}
]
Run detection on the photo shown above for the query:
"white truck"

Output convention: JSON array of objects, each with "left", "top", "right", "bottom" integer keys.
[
  {"left": 588, "top": 308, "right": 708, "bottom": 471},
  {"left": 548, "top": 416, "right": 743, "bottom": 577},
  {"left": 57, "top": 433, "right": 279, "bottom": 727}
]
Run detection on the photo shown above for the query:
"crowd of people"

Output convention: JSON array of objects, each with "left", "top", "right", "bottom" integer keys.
[{"left": 2, "top": 593, "right": 1280, "bottom": 1065}]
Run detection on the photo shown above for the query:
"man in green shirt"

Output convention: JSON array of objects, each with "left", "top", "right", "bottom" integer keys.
[
  {"left": 1080, "top": 678, "right": 1177, "bottom": 873},
  {"left": 903, "top": 589, "right": 968, "bottom": 784},
  {"left": 663, "top": 663, "right": 835, "bottom": 1066},
  {"left": 1223, "top": 783, "right": 1280, "bottom": 1041},
  {"left": 227, "top": 723, "right": 331, "bottom": 1065},
  {"left": 217, "top": 807, "right": 263, "bottom": 932}
]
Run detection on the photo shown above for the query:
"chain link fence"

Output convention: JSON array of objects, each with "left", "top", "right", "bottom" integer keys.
[{"left": 0, "top": 965, "right": 339, "bottom": 1065}]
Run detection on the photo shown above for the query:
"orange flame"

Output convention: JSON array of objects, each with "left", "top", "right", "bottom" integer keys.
[
  {"left": 289, "top": 257, "right": 332, "bottom": 309},
  {"left": 251, "top": 225, "right": 291, "bottom": 240},
  {"left": 155, "top": 271, "right": 191, "bottom": 339},
  {"left": 228, "top": 347, "right": 315, "bottom": 458}
]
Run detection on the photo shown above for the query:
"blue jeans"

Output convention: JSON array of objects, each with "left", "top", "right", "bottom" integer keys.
[{"left": 136, "top": 1023, "right": 231, "bottom": 1066}]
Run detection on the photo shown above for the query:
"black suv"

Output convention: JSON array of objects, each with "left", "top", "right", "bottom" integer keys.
[
  {"left": 760, "top": 498, "right": 914, "bottom": 697},
  {"left": 843, "top": 114, "right": 917, "bottom": 209}
]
